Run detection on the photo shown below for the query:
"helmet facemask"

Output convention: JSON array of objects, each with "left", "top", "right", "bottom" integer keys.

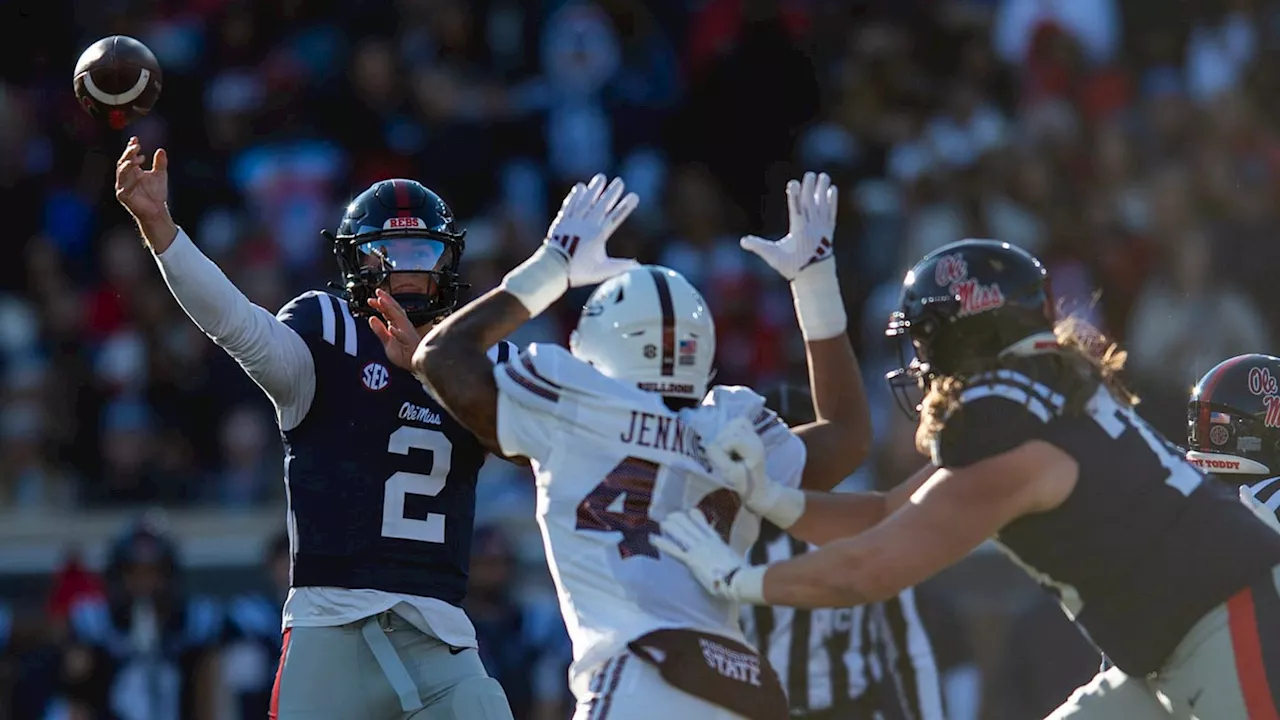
[{"left": 330, "top": 227, "right": 468, "bottom": 328}]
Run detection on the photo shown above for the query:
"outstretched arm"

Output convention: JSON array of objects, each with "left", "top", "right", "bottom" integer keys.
[
  {"left": 655, "top": 441, "right": 1071, "bottom": 607},
  {"left": 411, "top": 173, "right": 639, "bottom": 456},
  {"left": 413, "top": 289, "right": 530, "bottom": 453},
  {"left": 741, "top": 172, "right": 870, "bottom": 490},
  {"left": 117, "top": 137, "right": 315, "bottom": 429},
  {"left": 784, "top": 462, "right": 936, "bottom": 546}
]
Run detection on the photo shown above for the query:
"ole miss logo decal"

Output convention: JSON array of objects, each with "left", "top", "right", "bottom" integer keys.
[
  {"left": 362, "top": 362, "right": 390, "bottom": 391},
  {"left": 935, "top": 253, "right": 1005, "bottom": 318},
  {"left": 1248, "top": 366, "right": 1280, "bottom": 428}
]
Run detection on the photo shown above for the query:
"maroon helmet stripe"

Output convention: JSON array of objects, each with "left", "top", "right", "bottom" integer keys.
[
  {"left": 647, "top": 268, "right": 675, "bottom": 377},
  {"left": 391, "top": 180, "right": 412, "bottom": 218}
]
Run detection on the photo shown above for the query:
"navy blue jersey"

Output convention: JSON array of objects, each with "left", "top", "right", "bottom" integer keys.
[
  {"left": 278, "top": 291, "right": 514, "bottom": 602},
  {"left": 934, "top": 363, "right": 1280, "bottom": 675}
]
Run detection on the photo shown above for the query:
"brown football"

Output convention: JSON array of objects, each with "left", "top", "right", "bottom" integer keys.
[{"left": 73, "top": 36, "right": 163, "bottom": 130}]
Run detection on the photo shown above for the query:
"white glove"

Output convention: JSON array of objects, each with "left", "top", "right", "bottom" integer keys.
[
  {"left": 501, "top": 174, "right": 640, "bottom": 316},
  {"left": 687, "top": 405, "right": 765, "bottom": 489},
  {"left": 740, "top": 171, "right": 847, "bottom": 340},
  {"left": 685, "top": 405, "right": 806, "bottom": 529},
  {"left": 653, "top": 509, "right": 767, "bottom": 604}
]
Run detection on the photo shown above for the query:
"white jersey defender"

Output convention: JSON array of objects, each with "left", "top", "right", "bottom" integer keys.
[{"left": 493, "top": 268, "right": 801, "bottom": 719}]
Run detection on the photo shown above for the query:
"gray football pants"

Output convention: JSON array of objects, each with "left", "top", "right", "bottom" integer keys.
[
  {"left": 272, "top": 612, "right": 513, "bottom": 720},
  {"left": 1047, "top": 563, "right": 1280, "bottom": 719}
]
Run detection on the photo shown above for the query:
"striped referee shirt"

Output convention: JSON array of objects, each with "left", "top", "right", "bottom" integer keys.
[{"left": 742, "top": 527, "right": 946, "bottom": 719}]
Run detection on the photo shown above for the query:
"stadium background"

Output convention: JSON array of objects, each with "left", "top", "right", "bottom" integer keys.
[{"left": 0, "top": 0, "right": 1273, "bottom": 716}]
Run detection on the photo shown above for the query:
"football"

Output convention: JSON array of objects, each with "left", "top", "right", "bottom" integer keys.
[{"left": 73, "top": 36, "right": 163, "bottom": 130}]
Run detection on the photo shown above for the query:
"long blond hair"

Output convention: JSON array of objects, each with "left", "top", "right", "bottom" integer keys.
[{"left": 915, "top": 316, "right": 1137, "bottom": 454}]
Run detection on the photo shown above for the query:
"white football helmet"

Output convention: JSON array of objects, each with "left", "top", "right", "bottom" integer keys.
[{"left": 569, "top": 265, "right": 715, "bottom": 401}]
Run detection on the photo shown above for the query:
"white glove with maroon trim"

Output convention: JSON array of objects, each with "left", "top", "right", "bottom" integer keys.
[
  {"left": 740, "top": 171, "right": 847, "bottom": 340},
  {"left": 501, "top": 174, "right": 639, "bottom": 316},
  {"left": 653, "top": 509, "right": 767, "bottom": 604}
]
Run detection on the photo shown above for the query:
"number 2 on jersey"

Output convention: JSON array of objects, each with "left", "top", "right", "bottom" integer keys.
[
  {"left": 576, "top": 456, "right": 741, "bottom": 559},
  {"left": 382, "top": 426, "right": 453, "bottom": 543}
]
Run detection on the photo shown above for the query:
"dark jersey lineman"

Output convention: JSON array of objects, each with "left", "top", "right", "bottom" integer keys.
[{"left": 656, "top": 239, "right": 1280, "bottom": 719}]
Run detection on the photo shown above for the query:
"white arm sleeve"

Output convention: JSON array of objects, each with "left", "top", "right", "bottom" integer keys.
[{"left": 153, "top": 228, "right": 316, "bottom": 429}]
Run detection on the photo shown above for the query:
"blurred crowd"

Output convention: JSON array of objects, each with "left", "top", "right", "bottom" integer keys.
[
  {"left": 0, "top": 515, "right": 575, "bottom": 719},
  {"left": 4, "top": 0, "right": 1280, "bottom": 716}
]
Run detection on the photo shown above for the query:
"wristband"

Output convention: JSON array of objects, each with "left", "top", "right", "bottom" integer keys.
[
  {"left": 755, "top": 484, "right": 806, "bottom": 529},
  {"left": 791, "top": 261, "right": 847, "bottom": 341},
  {"left": 725, "top": 565, "right": 767, "bottom": 604},
  {"left": 500, "top": 246, "right": 570, "bottom": 317}
]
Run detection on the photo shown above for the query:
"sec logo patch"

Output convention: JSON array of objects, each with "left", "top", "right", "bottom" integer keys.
[{"left": 362, "top": 362, "right": 390, "bottom": 391}]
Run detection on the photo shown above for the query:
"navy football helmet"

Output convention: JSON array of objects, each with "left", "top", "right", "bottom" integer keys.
[
  {"left": 886, "top": 239, "right": 1055, "bottom": 416},
  {"left": 1188, "top": 354, "right": 1280, "bottom": 478},
  {"left": 326, "top": 179, "right": 468, "bottom": 327}
]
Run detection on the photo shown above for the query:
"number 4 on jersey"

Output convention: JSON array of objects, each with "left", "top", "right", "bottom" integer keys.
[{"left": 576, "top": 456, "right": 741, "bottom": 559}]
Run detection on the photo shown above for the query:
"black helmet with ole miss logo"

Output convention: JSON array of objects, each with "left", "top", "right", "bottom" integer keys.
[
  {"left": 886, "top": 239, "right": 1054, "bottom": 416},
  {"left": 326, "top": 179, "right": 468, "bottom": 327},
  {"left": 1187, "top": 354, "right": 1280, "bottom": 478}
]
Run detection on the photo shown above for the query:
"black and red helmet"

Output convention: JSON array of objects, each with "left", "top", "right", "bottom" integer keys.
[
  {"left": 886, "top": 239, "right": 1055, "bottom": 416},
  {"left": 1187, "top": 353, "right": 1280, "bottom": 477},
  {"left": 327, "top": 179, "right": 468, "bottom": 327}
]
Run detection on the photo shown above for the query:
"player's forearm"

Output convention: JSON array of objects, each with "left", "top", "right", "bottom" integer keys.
[
  {"left": 137, "top": 214, "right": 178, "bottom": 253},
  {"left": 760, "top": 538, "right": 888, "bottom": 607},
  {"left": 152, "top": 228, "right": 314, "bottom": 413},
  {"left": 794, "top": 334, "right": 871, "bottom": 490},
  {"left": 785, "top": 464, "right": 936, "bottom": 545},
  {"left": 786, "top": 490, "right": 888, "bottom": 545},
  {"left": 415, "top": 289, "right": 530, "bottom": 447}
]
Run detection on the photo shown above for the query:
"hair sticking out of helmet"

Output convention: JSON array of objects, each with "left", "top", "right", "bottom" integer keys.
[
  {"left": 1187, "top": 353, "right": 1280, "bottom": 478},
  {"left": 328, "top": 179, "right": 468, "bottom": 327},
  {"left": 885, "top": 239, "right": 1138, "bottom": 453},
  {"left": 569, "top": 266, "right": 716, "bottom": 403}
]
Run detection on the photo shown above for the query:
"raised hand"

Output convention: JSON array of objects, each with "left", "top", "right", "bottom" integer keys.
[
  {"left": 499, "top": 174, "right": 640, "bottom": 318},
  {"left": 743, "top": 171, "right": 846, "bottom": 341},
  {"left": 368, "top": 289, "right": 421, "bottom": 372},
  {"left": 115, "top": 136, "right": 177, "bottom": 250},
  {"left": 545, "top": 173, "right": 640, "bottom": 287},
  {"left": 740, "top": 171, "right": 837, "bottom": 281}
]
